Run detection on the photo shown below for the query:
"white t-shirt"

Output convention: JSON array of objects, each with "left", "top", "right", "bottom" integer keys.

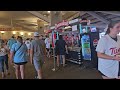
[
  {"left": 25, "top": 40, "right": 31, "bottom": 50},
  {"left": 45, "top": 38, "right": 50, "bottom": 49},
  {"left": 96, "top": 34, "right": 120, "bottom": 78},
  {"left": 0, "top": 48, "right": 7, "bottom": 56}
]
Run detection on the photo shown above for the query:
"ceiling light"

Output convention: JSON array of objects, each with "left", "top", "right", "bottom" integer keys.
[
  {"left": 13, "top": 31, "right": 16, "bottom": 35},
  {"left": 48, "top": 11, "right": 50, "bottom": 13},
  {"left": 28, "top": 33, "right": 31, "bottom": 36},
  {"left": 20, "top": 32, "right": 24, "bottom": 35},
  {"left": 1, "top": 31, "right": 5, "bottom": 34},
  {"left": 44, "top": 15, "right": 46, "bottom": 16}
]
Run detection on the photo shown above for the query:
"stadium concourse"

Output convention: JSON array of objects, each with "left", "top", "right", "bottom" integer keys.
[{"left": 0, "top": 57, "right": 102, "bottom": 79}]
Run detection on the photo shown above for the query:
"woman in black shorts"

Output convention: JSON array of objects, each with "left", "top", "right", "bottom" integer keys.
[
  {"left": 55, "top": 35, "right": 68, "bottom": 67},
  {"left": 10, "top": 36, "right": 28, "bottom": 79}
]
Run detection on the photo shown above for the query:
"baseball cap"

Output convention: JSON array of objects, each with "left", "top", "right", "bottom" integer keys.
[{"left": 34, "top": 32, "right": 40, "bottom": 37}]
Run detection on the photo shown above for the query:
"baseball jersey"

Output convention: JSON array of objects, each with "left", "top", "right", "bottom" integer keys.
[{"left": 96, "top": 34, "right": 120, "bottom": 78}]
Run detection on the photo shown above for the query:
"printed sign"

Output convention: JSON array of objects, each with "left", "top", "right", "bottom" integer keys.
[
  {"left": 93, "top": 39, "right": 98, "bottom": 47},
  {"left": 55, "top": 20, "right": 69, "bottom": 29}
]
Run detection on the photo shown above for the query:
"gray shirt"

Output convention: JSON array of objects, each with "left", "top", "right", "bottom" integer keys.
[{"left": 30, "top": 39, "right": 44, "bottom": 61}]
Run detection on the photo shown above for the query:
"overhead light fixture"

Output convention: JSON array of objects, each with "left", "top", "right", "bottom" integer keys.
[
  {"left": 20, "top": 32, "right": 24, "bottom": 35},
  {"left": 44, "top": 15, "right": 46, "bottom": 16},
  {"left": 1, "top": 31, "right": 5, "bottom": 34},
  {"left": 28, "top": 33, "right": 31, "bottom": 36},
  {"left": 48, "top": 11, "right": 50, "bottom": 13},
  {"left": 13, "top": 31, "right": 16, "bottom": 35}
]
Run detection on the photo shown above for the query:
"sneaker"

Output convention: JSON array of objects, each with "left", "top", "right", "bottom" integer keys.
[
  {"left": 35, "top": 76, "right": 39, "bottom": 79},
  {"left": 13, "top": 65, "right": 15, "bottom": 68},
  {"left": 2, "top": 73, "right": 6, "bottom": 79},
  {"left": 63, "top": 64, "right": 67, "bottom": 67},
  {"left": 6, "top": 70, "right": 10, "bottom": 75}
]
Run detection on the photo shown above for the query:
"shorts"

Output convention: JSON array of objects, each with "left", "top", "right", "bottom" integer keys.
[
  {"left": 33, "top": 59, "right": 43, "bottom": 71},
  {"left": 56, "top": 50, "right": 66, "bottom": 55},
  {"left": 14, "top": 62, "right": 27, "bottom": 65},
  {"left": 46, "top": 48, "right": 50, "bottom": 52}
]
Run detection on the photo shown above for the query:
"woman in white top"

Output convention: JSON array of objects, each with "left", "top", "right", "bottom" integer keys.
[{"left": 96, "top": 21, "right": 120, "bottom": 79}]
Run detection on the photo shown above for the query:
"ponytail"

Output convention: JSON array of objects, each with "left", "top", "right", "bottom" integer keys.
[
  {"left": 105, "top": 27, "right": 110, "bottom": 35},
  {"left": 105, "top": 21, "right": 120, "bottom": 35}
]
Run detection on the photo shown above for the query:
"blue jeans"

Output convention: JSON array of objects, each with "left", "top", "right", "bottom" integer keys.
[{"left": 0, "top": 54, "right": 9, "bottom": 72}]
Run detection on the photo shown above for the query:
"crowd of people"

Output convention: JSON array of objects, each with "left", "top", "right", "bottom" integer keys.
[
  {"left": 0, "top": 31, "right": 68, "bottom": 79},
  {"left": 1, "top": 21, "right": 120, "bottom": 79}
]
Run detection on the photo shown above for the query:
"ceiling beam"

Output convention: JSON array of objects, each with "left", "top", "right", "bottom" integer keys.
[
  {"left": 79, "top": 11, "right": 87, "bottom": 16},
  {"left": 14, "top": 23, "right": 36, "bottom": 32},
  {"left": 95, "top": 11, "right": 120, "bottom": 16},
  {"left": 65, "top": 12, "right": 80, "bottom": 21},
  {"left": 85, "top": 11, "right": 110, "bottom": 24},
  {"left": 90, "top": 24, "right": 107, "bottom": 28},
  {"left": 27, "top": 11, "right": 50, "bottom": 23}
]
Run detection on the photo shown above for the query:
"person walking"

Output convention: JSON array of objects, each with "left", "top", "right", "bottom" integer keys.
[
  {"left": 55, "top": 35, "right": 68, "bottom": 67},
  {"left": 30, "top": 32, "right": 45, "bottom": 79},
  {"left": 0, "top": 40, "right": 10, "bottom": 78},
  {"left": 34, "top": 35, "right": 46, "bottom": 79},
  {"left": 10, "top": 36, "right": 28, "bottom": 79},
  {"left": 45, "top": 35, "right": 51, "bottom": 58},
  {"left": 7, "top": 36, "right": 17, "bottom": 50},
  {"left": 96, "top": 21, "right": 120, "bottom": 79}
]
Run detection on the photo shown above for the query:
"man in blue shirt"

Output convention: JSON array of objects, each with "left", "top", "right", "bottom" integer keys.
[{"left": 7, "top": 36, "right": 17, "bottom": 50}]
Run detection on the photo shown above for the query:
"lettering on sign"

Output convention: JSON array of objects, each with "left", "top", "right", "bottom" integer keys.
[
  {"left": 69, "top": 19, "right": 79, "bottom": 24},
  {"left": 80, "top": 20, "right": 90, "bottom": 25},
  {"left": 55, "top": 20, "right": 69, "bottom": 29}
]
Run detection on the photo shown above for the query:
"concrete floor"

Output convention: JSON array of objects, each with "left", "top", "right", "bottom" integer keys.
[{"left": 0, "top": 57, "right": 102, "bottom": 79}]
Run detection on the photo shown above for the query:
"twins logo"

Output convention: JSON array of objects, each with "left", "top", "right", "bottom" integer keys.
[{"left": 110, "top": 47, "right": 120, "bottom": 55}]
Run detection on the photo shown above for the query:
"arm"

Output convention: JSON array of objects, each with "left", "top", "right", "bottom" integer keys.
[
  {"left": 10, "top": 51, "right": 14, "bottom": 64},
  {"left": 30, "top": 48, "right": 33, "bottom": 64},
  {"left": 65, "top": 45, "right": 68, "bottom": 54},
  {"left": 30, "top": 42, "right": 34, "bottom": 64},
  {"left": 64, "top": 41, "right": 68, "bottom": 54},
  {"left": 9, "top": 44, "right": 15, "bottom": 64},
  {"left": 97, "top": 52, "right": 120, "bottom": 61},
  {"left": 7, "top": 41, "right": 10, "bottom": 49}
]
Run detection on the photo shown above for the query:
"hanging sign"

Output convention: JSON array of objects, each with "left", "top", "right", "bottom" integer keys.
[{"left": 55, "top": 20, "right": 69, "bottom": 29}]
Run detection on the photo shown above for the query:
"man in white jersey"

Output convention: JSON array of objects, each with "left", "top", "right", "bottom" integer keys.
[{"left": 96, "top": 21, "right": 120, "bottom": 79}]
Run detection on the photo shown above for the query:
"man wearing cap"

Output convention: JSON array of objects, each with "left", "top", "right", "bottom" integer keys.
[
  {"left": 7, "top": 36, "right": 17, "bottom": 50},
  {"left": 30, "top": 32, "right": 45, "bottom": 79}
]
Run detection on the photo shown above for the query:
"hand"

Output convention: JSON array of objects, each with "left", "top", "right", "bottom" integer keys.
[
  {"left": 113, "top": 56, "right": 120, "bottom": 61},
  {"left": 10, "top": 60, "right": 13, "bottom": 65},
  {"left": 43, "top": 55, "right": 46, "bottom": 63}
]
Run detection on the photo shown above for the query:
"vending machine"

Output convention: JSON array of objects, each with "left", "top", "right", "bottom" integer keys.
[
  {"left": 81, "top": 34, "right": 91, "bottom": 60},
  {"left": 80, "top": 24, "right": 99, "bottom": 68}
]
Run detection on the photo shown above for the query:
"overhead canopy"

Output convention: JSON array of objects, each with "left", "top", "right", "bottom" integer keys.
[{"left": 0, "top": 11, "right": 120, "bottom": 33}]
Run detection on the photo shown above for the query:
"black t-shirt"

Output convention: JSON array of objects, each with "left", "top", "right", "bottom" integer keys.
[{"left": 55, "top": 39, "right": 67, "bottom": 51}]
